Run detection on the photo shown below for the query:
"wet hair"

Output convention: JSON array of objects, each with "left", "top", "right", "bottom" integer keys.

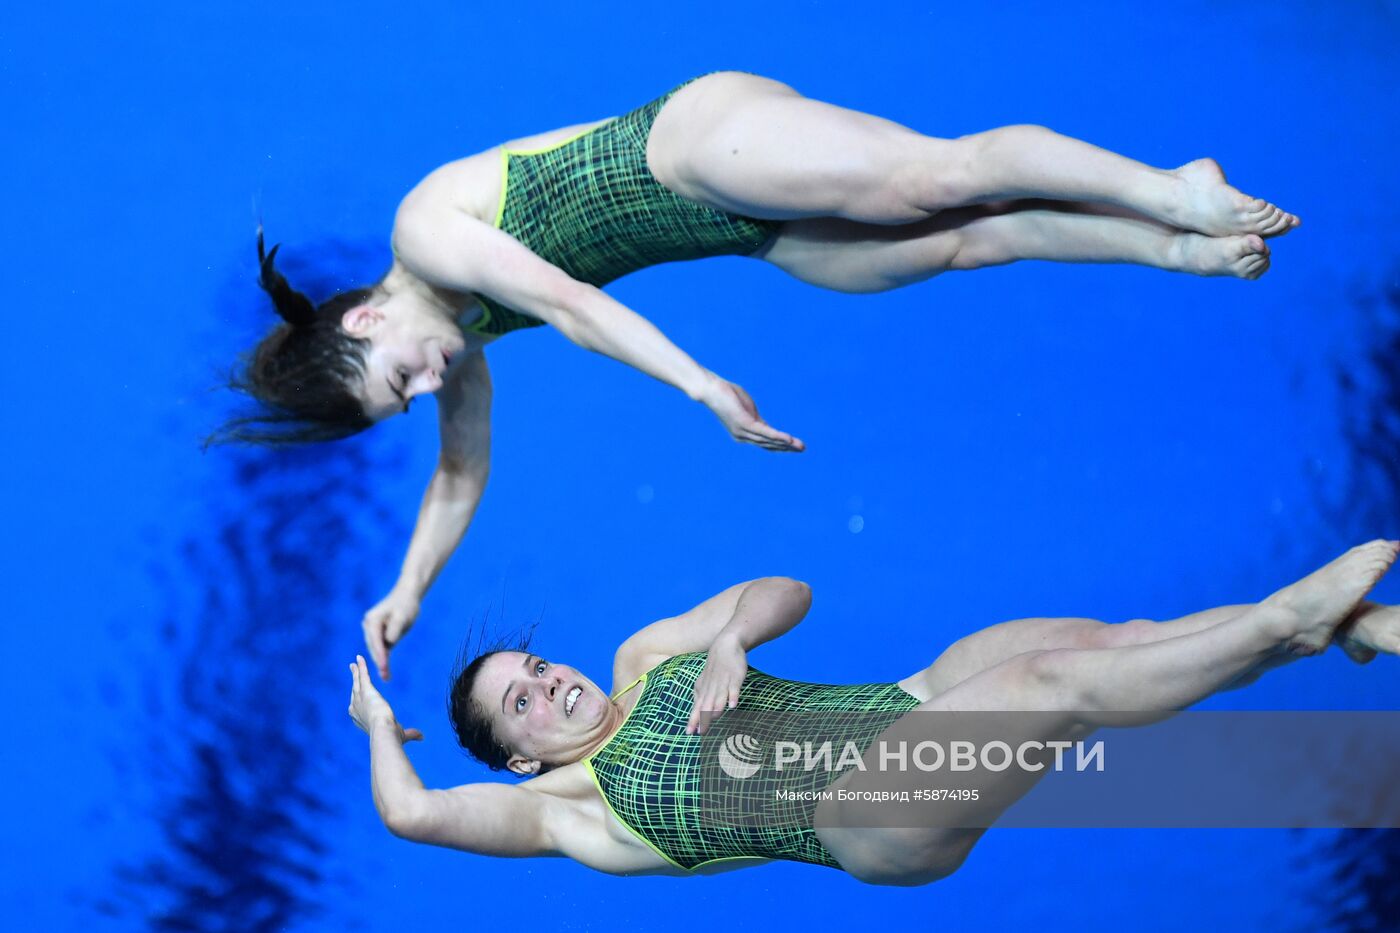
[
  {"left": 210, "top": 231, "right": 376, "bottom": 446},
  {"left": 447, "top": 628, "right": 537, "bottom": 772}
]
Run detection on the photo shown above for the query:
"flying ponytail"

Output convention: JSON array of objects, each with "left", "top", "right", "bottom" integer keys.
[
  {"left": 256, "top": 228, "right": 317, "bottom": 328},
  {"left": 208, "top": 230, "right": 380, "bottom": 446}
]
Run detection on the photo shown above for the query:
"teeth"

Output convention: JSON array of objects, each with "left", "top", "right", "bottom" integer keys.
[{"left": 565, "top": 686, "right": 581, "bottom": 716}]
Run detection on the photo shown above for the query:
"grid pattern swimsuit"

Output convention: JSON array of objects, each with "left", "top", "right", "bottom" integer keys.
[
  {"left": 585, "top": 652, "right": 922, "bottom": 870},
  {"left": 467, "top": 78, "right": 782, "bottom": 337}
]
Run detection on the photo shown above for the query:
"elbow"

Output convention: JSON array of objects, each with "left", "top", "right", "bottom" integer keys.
[
  {"left": 382, "top": 808, "right": 426, "bottom": 842},
  {"left": 769, "top": 577, "right": 812, "bottom": 612},
  {"left": 381, "top": 798, "right": 431, "bottom": 841},
  {"left": 438, "top": 450, "right": 490, "bottom": 484},
  {"left": 546, "top": 284, "right": 601, "bottom": 349}
]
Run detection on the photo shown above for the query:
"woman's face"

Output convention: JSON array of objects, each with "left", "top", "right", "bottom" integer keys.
[
  {"left": 341, "top": 296, "right": 468, "bottom": 422},
  {"left": 471, "top": 651, "right": 614, "bottom": 774}
]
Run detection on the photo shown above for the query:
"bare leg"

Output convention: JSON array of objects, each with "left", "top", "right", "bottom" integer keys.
[
  {"left": 906, "top": 594, "right": 1400, "bottom": 701},
  {"left": 652, "top": 73, "right": 1299, "bottom": 238},
  {"left": 761, "top": 201, "right": 1271, "bottom": 293},
  {"left": 951, "top": 201, "right": 1271, "bottom": 279},
  {"left": 900, "top": 603, "right": 1258, "bottom": 700},
  {"left": 1336, "top": 601, "right": 1400, "bottom": 661},
  {"left": 927, "top": 133, "right": 1299, "bottom": 239},
  {"left": 819, "top": 540, "right": 1398, "bottom": 885}
]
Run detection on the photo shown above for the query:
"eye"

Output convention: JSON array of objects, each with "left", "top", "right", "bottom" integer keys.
[
  {"left": 535, "top": 661, "right": 547, "bottom": 675},
  {"left": 515, "top": 695, "right": 528, "bottom": 712}
]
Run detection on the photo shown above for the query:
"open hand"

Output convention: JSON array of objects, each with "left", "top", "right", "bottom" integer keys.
[
  {"left": 362, "top": 589, "right": 422, "bottom": 681},
  {"left": 348, "top": 655, "right": 424, "bottom": 743},
  {"left": 687, "top": 635, "right": 748, "bottom": 735},
  {"left": 702, "top": 377, "right": 805, "bottom": 453}
]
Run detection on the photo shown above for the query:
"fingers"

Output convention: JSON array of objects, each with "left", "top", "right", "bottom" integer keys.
[
  {"left": 355, "top": 655, "right": 380, "bottom": 696},
  {"left": 688, "top": 687, "right": 715, "bottom": 735},
  {"left": 749, "top": 432, "right": 805, "bottom": 452},
  {"left": 363, "top": 616, "right": 392, "bottom": 681},
  {"left": 348, "top": 660, "right": 358, "bottom": 715},
  {"left": 688, "top": 678, "right": 743, "bottom": 735},
  {"left": 402, "top": 728, "right": 425, "bottom": 742},
  {"left": 734, "top": 422, "right": 805, "bottom": 452}
]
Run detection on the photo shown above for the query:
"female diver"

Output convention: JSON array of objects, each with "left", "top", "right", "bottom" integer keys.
[
  {"left": 230, "top": 72, "right": 1299, "bottom": 678},
  {"left": 348, "top": 540, "right": 1395, "bottom": 885}
]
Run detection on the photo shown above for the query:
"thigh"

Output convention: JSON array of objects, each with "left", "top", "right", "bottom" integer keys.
[
  {"left": 759, "top": 212, "right": 968, "bottom": 293},
  {"left": 816, "top": 658, "right": 1083, "bottom": 882},
  {"left": 648, "top": 71, "right": 950, "bottom": 224},
  {"left": 814, "top": 823, "right": 983, "bottom": 887},
  {"left": 897, "top": 617, "right": 1111, "bottom": 701}
]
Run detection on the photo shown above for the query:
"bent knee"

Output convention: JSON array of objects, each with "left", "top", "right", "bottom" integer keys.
[
  {"left": 892, "top": 126, "right": 1055, "bottom": 213},
  {"left": 833, "top": 830, "right": 974, "bottom": 887},
  {"left": 887, "top": 136, "right": 975, "bottom": 216},
  {"left": 1102, "top": 618, "right": 1160, "bottom": 647},
  {"left": 1020, "top": 648, "right": 1092, "bottom": 707}
]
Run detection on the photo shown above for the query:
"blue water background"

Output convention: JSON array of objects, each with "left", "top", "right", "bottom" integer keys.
[{"left": 4, "top": 1, "right": 1400, "bottom": 929}]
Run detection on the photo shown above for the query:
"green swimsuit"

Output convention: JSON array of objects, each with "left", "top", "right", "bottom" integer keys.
[
  {"left": 584, "top": 652, "right": 922, "bottom": 871},
  {"left": 466, "top": 77, "right": 782, "bottom": 337}
]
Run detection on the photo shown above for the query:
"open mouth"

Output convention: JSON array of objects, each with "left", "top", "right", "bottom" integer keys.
[{"left": 565, "top": 686, "right": 582, "bottom": 717}]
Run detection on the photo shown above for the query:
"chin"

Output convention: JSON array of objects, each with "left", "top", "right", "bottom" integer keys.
[{"left": 576, "top": 691, "right": 602, "bottom": 725}]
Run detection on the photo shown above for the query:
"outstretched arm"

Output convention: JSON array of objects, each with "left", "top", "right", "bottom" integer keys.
[
  {"left": 394, "top": 205, "right": 804, "bottom": 452},
  {"left": 362, "top": 351, "right": 492, "bottom": 680},
  {"left": 348, "top": 655, "right": 553, "bottom": 857},
  {"left": 613, "top": 578, "right": 812, "bottom": 733}
]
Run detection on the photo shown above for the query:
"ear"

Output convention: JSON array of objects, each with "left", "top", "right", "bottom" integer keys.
[
  {"left": 507, "top": 754, "right": 541, "bottom": 777},
  {"left": 340, "top": 303, "right": 384, "bottom": 336}
]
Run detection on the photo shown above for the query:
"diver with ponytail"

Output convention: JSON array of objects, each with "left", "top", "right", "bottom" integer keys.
[
  {"left": 217, "top": 71, "right": 1298, "bottom": 680},
  {"left": 213, "top": 231, "right": 376, "bottom": 445}
]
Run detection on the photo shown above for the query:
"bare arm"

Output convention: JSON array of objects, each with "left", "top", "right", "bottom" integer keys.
[
  {"left": 394, "top": 205, "right": 803, "bottom": 452},
  {"left": 362, "top": 351, "right": 492, "bottom": 680},
  {"left": 349, "top": 656, "right": 553, "bottom": 857},
  {"left": 612, "top": 578, "right": 812, "bottom": 734},
  {"left": 615, "top": 576, "right": 810, "bottom": 673}
]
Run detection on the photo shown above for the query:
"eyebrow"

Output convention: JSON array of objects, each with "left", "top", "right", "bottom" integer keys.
[
  {"left": 501, "top": 654, "right": 538, "bottom": 714},
  {"left": 385, "top": 376, "right": 409, "bottom": 415}
]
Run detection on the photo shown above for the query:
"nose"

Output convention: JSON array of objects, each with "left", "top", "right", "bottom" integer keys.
[{"left": 414, "top": 369, "right": 443, "bottom": 395}]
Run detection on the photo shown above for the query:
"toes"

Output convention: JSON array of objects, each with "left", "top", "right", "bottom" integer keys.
[{"left": 1259, "top": 209, "right": 1296, "bottom": 238}]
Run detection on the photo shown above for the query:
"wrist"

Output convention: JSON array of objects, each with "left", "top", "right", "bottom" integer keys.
[
  {"left": 369, "top": 712, "right": 402, "bottom": 738},
  {"left": 688, "top": 369, "right": 721, "bottom": 405},
  {"left": 391, "top": 578, "right": 426, "bottom": 604},
  {"left": 711, "top": 629, "right": 745, "bottom": 653}
]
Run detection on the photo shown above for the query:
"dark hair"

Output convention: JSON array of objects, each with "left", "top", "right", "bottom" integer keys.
[
  {"left": 447, "top": 627, "right": 537, "bottom": 771},
  {"left": 210, "top": 232, "right": 377, "bottom": 446}
]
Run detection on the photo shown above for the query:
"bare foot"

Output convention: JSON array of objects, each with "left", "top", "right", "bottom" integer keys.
[
  {"left": 1261, "top": 540, "right": 1399, "bottom": 656},
  {"left": 1169, "top": 232, "right": 1270, "bottom": 279},
  {"left": 1165, "top": 159, "right": 1300, "bottom": 239},
  {"left": 1335, "top": 602, "right": 1400, "bottom": 663}
]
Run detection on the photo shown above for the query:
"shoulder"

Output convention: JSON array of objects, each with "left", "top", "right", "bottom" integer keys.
[
  {"left": 398, "top": 150, "right": 501, "bottom": 224},
  {"left": 391, "top": 153, "right": 504, "bottom": 263},
  {"left": 611, "top": 635, "right": 668, "bottom": 693}
]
